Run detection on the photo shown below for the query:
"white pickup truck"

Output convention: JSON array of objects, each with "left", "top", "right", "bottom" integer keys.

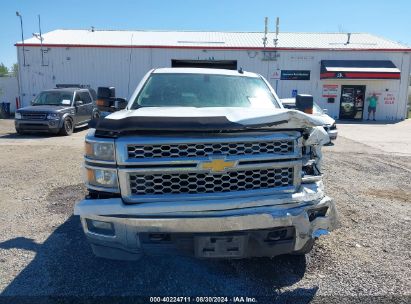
[{"left": 74, "top": 68, "right": 337, "bottom": 260}]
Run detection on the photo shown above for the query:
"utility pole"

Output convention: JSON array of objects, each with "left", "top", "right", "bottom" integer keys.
[
  {"left": 38, "top": 15, "right": 45, "bottom": 66},
  {"left": 274, "top": 17, "right": 280, "bottom": 92},
  {"left": 262, "top": 17, "right": 268, "bottom": 48},
  {"left": 16, "top": 12, "right": 26, "bottom": 66}
]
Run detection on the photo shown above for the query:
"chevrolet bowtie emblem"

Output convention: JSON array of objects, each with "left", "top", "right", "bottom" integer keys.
[{"left": 201, "top": 159, "right": 236, "bottom": 172}]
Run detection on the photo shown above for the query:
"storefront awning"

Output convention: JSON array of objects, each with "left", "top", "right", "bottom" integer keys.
[{"left": 320, "top": 60, "right": 401, "bottom": 80}]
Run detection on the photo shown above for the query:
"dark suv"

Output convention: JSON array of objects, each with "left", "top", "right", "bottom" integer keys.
[{"left": 15, "top": 88, "right": 99, "bottom": 136}]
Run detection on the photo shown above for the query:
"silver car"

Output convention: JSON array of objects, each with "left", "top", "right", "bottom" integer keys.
[{"left": 281, "top": 98, "right": 338, "bottom": 142}]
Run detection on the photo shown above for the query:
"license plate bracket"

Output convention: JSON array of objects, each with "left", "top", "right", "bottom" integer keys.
[{"left": 194, "top": 235, "right": 248, "bottom": 258}]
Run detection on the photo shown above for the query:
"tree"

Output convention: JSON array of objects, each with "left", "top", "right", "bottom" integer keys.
[
  {"left": 11, "top": 63, "right": 18, "bottom": 77},
  {"left": 0, "top": 63, "right": 8, "bottom": 77}
]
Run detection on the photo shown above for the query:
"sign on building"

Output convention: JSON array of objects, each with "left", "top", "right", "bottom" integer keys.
[
  {"left": 322, "top": 84, "right": 339, "bottom": 98},
  {"left": 270, "top": 69, "right": 281, "bottom": 80},
  {"left": 281, "top": 70, "right": 310, "bottom": 80},
  {"left": 383, "top": 92, "right": 396, "bottom": 104}
]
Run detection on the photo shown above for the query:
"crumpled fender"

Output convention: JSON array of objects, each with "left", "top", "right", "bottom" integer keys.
[
  {"left": 233, "top": 109, "right": 327, "bottom": 129},
  {"left": 303, "top": 126, "right": 329, "bottom": 170},
  {"left": 305, "top": 126, "right": 330, "bottom": 146}
]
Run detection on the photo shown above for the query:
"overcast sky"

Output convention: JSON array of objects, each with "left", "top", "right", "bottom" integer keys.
[{"left": 1, "top": 0, "right": 410, "bottom": 68}]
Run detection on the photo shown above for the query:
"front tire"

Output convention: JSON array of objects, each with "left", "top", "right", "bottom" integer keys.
[
  {"left": 16, "top": 128, "right": 25, "bottom": 135},
  {"left": 92, "top": 111, "right": 100, "bottom": 119},
  {"left": 59, "top": 118, "right": 74, "bottom": 136},
  {"left": 292, "top": 239, "right": 314, "bottom": 255}
]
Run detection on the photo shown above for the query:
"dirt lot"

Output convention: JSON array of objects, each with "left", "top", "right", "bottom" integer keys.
[{"left": 0, "top": 119, "right": 410, "bottom": 303}]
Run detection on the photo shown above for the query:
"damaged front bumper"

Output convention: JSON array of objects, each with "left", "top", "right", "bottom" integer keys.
[{"left": 74, "top": 183, "right": 338, "bottom": 260}]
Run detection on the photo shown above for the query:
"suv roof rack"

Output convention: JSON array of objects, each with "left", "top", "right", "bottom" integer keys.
[{"left": 55, "top": 84, "right": 91, "bottom": 89}]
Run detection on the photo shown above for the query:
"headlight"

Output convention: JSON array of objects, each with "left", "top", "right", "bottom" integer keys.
[
  {"left": 47, "top": 113, "right": 60, "bottom": 120},
  {"left": 85, "top": 141, "right": 115, "bottom": 161},
  {"left": 86, "top": 167, "right": 118, "bottom": 190},
  {"left": 15, "top": 113, "right": 21, "bottom": 119}
]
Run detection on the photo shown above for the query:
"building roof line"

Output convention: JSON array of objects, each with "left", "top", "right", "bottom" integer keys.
[
  {"left": 14, "top": 43, "right": 411, "bottom": 52},
  {"left": 15, "top": 29, "right": 410, "bottom": 50},
  {"left": 50, "top": 28, "right": 372, "bottom": 35}
]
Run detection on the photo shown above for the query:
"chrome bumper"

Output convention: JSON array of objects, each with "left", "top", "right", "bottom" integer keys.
[
  {"left": 75, "top": 189, "right": 337, "bottom": 259},
  {"left": 327, "top": 129, "right": 338, "bottom": 140}
]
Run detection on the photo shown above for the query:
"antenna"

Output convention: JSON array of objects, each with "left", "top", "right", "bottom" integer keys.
[
  {"left": 262, "top": 17, "right": 268, "bottom": 48},
  {"left": 345, "top": 33, "right": 351, "bottom": 45},
  {"left": 274, "top": 17, "right": 280, "bottom": 47}
]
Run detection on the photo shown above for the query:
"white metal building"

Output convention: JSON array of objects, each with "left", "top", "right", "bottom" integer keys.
[
  {"left": 0, "top": 76, "right": 19, "bottom": 113},
  {"left": 16, "top": 29, "right": 411, "bottom": 120}
]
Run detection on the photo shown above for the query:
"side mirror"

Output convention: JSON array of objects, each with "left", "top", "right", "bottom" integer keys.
[
  {"left": 296, "top": 94, "right": 314, "bottom": 114},
  {"left": 115, "top": 98, "right": 127, "bottom": 110},
  {"left": 97, "top": 87, "right": 115, "bottom": 99},
  {"left": 322, "top": 108, "right": 328, "bottom": 114},
  {"left": 96, "top": 86, "right": 127, "bottom": 112},
  {"left": 75, "top": 100, "right": 83, "bottom": 106}
]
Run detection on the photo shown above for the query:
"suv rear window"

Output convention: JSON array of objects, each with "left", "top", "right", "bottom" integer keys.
[{"left": 131, "top": 73, "right": 280, "bottom": 109}]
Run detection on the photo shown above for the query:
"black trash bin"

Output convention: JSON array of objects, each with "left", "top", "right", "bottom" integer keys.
[
  {"left": 0, "top": 102, "right": 11, "bottom": 118},
  {"left": 4, "top": 102, "right": 10, "bottom": 117}
]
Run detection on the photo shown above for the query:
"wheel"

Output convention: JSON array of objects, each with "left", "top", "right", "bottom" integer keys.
[
  {"left": 292, "top": 239, "right": 315, "bottom": 255},
  {"left": 92, "top": 111, "right": 100, "bottom": 119},
  {"left": 16, "top": 128, "right": 25, "bottom": 135},
  {"left": 59, "top": 118, "right": 74, "bottom": 136}
]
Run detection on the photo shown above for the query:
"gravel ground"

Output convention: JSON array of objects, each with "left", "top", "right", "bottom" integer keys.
[{"left": 0, "top": 119, "right": 410, "bottom": 303}]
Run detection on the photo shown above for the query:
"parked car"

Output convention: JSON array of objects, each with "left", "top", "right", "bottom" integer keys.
[
  {"left": 15, "top": 87, "right": 99, "bottom": 136},
  {"left": 74, "top": 68, "right": 337, "bottom": 260},
  {"left": 281, "top": 98, "right": 338, "bottom": 142}
]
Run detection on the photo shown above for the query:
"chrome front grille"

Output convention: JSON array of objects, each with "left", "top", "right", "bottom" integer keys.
[
  {"left": 129, "top": 167, "right": 294, "bottom": 195},
  {"left": 117, "top": 132, "right": 302, "bottom": 202},
  {"left": 21, "top": 112, "right": 47, "bottom": 120},
  {"left": 127, "top": 140, "right": 294, "bottom": 159}
]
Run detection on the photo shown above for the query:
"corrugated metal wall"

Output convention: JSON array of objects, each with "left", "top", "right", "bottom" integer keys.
[
  {"left": 16, "top": 45, "right": 411, "bottom": 120},
  {"left": 0, "top": 77, "right": 19, "bottom": 113}
]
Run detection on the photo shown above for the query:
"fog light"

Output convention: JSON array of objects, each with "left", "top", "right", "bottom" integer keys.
[
  {"left": 86, "top": 219, "right": 115, "bottom": 236},
  {"left": 308, "top": 207, "right": 328, "bottom": 222},
  {"left": 267, "top": 229, "right": 287, "bottom": 241}
]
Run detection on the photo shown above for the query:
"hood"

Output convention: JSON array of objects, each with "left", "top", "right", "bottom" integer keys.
[
  {"left": 313, "top": 113, "right": 335, "bottom": 126},
  {"left": 90, "top": 107, "right": 326, "bottom": 135},
  {"left": 18, "top": 105, "right": 69, "bottom": 113}
]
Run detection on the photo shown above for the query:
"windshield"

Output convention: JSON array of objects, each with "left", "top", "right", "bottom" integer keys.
[
  {"left": 32, "top": 91, "right": 73, "bottom": 106},
  {"left": 131, "top": 73, "right": 280, "bottom": 109},
  {"left": 313, "top": 102, "right": 324, "bottom": 115}
]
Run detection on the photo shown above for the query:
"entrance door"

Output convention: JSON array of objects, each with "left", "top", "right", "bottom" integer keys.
[{"left": 339, "top": 85, "right": 366, "bottom": 120}]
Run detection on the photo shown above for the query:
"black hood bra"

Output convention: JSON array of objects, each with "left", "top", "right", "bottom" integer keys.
[{"left": 89, "top": 116, "right": 289, "bottom": 137}]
